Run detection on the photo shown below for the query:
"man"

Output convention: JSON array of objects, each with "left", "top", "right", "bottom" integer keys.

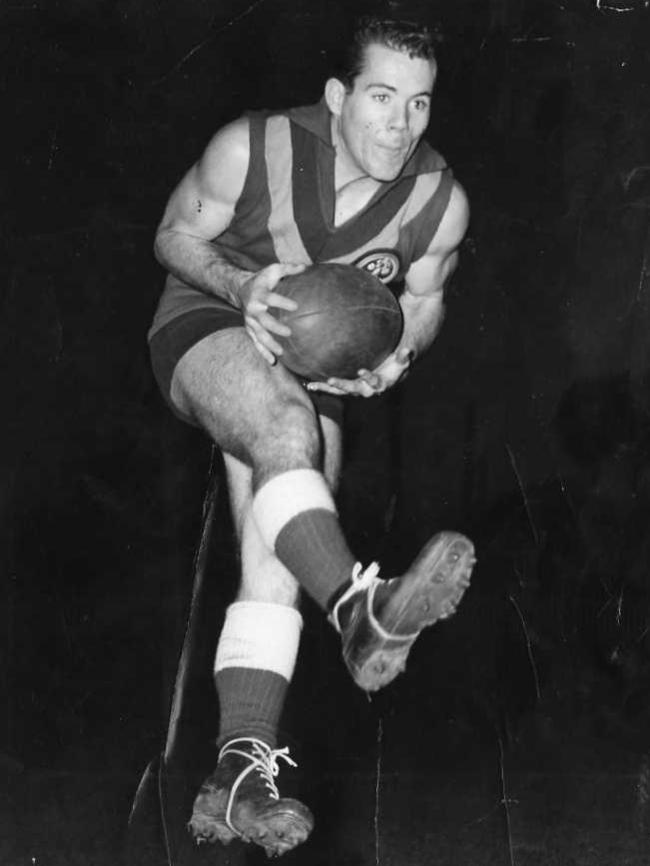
[{"left": 149, "top": 16, "right": 476, "bottom": 858}]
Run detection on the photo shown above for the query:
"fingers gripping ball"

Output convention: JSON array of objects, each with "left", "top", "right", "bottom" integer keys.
[{"left": 274, "top": 264, "right": 403, "bottom": 381}]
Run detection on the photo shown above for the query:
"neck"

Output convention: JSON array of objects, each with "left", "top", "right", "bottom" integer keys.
[{"left": 330, "top": 116, "right": 368, "bottom": 190}]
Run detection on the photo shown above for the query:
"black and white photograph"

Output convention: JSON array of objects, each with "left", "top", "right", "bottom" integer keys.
[{"left": 2, "top": 1, "right": 650, "bottom": 864}]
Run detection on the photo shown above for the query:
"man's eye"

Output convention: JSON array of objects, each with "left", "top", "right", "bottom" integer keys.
[
  {"left": 413, "top": 99, "right": 429, "bottom": 111},
  {"left": 373, "top": 93, "right": 389, "bottom": 103}
]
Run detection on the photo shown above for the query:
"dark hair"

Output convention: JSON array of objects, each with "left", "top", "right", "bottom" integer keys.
[{"left": 332, "top": 16, "right": 438, "bottom": 90}]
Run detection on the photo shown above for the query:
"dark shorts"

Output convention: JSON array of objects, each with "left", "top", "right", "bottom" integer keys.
[{"left": 148, "top": 308, "right": 344, "bottom": 427}]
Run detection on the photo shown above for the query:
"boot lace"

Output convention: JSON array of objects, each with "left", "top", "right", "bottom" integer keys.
[
  {"left": 330, "top": 562, "right": 381, "bottom": 632},
  {"left": 219, "top": 737, "right": 297, "bottom": 834}
]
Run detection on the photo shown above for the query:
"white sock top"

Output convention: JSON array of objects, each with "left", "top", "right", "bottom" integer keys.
[
  {"left": 252, "top": 468, "right": 336, "bottom": 548},
  {"left": 215, "top": 601, "right": 303, "bottom": 681}
]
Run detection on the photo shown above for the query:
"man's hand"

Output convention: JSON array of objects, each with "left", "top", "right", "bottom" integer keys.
[
  {"left": 306, "top": 347, "right": 413, "bottom": 398},
  {"left": 239, "top": 263, "right": 305, "bottom": 363}
]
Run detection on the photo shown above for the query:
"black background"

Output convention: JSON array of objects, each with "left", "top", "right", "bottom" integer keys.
[{"left": 2, "top": 1, "right": 650, "bottom": 864}]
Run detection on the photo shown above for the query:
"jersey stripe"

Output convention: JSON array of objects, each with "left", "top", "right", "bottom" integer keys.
[
  {"left": 316, "top": 177, "right": 417, "bottom": 260},
  {"left": 265, "top": 115, "right": 312, "bottom": 264},
  {"left": 214, "top": 113, "right": 276, "bottom": 267},
  {"left": 290, "top": 120, "right": 334, "bottom": 261},
  {"left": 406, "top": 168, "right": 454, "bottom": 262},
  {"left": 323, "top": 172, "right": 445, "bottom": 277}
]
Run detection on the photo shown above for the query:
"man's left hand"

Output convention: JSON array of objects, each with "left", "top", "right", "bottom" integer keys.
[{"left": 306, "top": 347, "right": 413, "bottom": 398}]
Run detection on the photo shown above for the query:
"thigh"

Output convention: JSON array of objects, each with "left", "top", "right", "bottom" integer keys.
[
  {"left": 149, "top": 307, "right": 244, "bottom": 425},
  {"left": 171, "top": 327, "right": 317, "bottom": 464}
]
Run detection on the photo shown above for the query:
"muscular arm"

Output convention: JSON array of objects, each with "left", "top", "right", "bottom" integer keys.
[
  {"left": 397, "top": 178, "right": 470, "bottom": 359},
  {"left": 153, "top": 118, "right": 253, "bottom": 306},
  {"left": 153, "top": 117, "right": 301, "bottom": 361}
]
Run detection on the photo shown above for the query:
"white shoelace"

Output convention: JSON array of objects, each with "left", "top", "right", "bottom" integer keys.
[
  {"left": 330, "top": 561, "right": 420, "bottom": 641},
  {"left": 219, "top": 737, "right": 297, "bottom": 835},
  {"left": 330, "top": 562, "right": 381, "bottom": 632}
]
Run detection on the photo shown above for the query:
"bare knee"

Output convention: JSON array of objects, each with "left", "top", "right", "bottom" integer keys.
[
  {"left": 251, "top": 398, "right": 321, "bottom": 489},
  {"left": 170, "top": 330, "right": 321, "bottom": 478}
]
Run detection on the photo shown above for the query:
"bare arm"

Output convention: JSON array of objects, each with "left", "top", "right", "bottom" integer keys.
[
  {"left": 396, "top": 178, "right": 470, "bottom": 359},
  {"left": 154, "top": 118, "right": 253, "bottom": 304},
  {"left": 153, "top": 117, "right": 301, "bottom": 362},
  {"left": 309, "top": 179, "right": 470, "bottom": 397}
]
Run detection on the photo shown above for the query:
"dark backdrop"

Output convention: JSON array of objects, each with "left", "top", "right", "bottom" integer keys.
[{"left": 2, "top": 1, "right": 650, "bottom": 864}]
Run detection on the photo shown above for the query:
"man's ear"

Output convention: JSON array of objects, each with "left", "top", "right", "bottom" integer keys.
[{"left": 324, "top": 78, "right": 346, "bottom": 116}]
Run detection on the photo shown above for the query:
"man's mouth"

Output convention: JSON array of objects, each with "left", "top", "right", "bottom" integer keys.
[{"left": 377, "top": 142, "right": 409, "bottom": 158}]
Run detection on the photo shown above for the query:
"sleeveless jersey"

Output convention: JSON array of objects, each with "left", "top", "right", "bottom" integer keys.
[{"left": 149, "top": 100, "right": 454, "bottom": 338}]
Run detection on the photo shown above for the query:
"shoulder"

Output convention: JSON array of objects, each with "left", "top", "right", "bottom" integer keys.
[
  {"left": 445, "top": 179, "right": 470, "bottom": 231},
  {"left": 427, "top": 178, "right": 469, "bottom": 254},
  {"left": 196, "top": 116, "right": 251, "bottom": 185}
]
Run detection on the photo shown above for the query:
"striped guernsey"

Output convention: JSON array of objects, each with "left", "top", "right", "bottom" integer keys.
[{"left": 149, "top": 99, "right": 454, "bottom": 339}]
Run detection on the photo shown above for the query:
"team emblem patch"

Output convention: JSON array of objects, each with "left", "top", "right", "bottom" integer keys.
[{"left": 353, "top": 250, "right": 401, "bottom": 283}]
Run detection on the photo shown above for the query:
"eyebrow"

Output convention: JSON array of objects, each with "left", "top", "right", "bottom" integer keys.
[{"left": 364, "top": 83, "right": 432, "bottom": 97}]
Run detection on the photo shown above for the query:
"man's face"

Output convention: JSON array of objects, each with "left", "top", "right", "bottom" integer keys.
[{"left": 327, "top": 42, "right": 436, "bottom": 183}]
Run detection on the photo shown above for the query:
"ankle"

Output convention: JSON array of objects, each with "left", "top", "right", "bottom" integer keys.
[
  {"left": 327, "top": 580, "right": 351, "bottom": 619},
  {"left": 328, "top": 562, "right": 384, "bottom": 632}
]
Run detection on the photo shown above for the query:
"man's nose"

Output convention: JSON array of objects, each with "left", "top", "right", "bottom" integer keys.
[{"left": 388, "top": 103, "right": 409, "bottom": 131}]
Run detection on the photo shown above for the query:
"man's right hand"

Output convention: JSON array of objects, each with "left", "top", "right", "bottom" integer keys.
[{"left": 239, "top": 263, "right": 304, "bottom": 364}]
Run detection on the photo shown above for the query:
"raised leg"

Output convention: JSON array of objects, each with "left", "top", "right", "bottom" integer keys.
[{"left": 173, "top": 327, "right": 475, "bottom": 855}]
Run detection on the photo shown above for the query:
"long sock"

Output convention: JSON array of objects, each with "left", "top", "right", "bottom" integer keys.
[
  {"left": 216, "top": 668, "right": 288, "bottom": 748},
  {"left": 252, "top": 469, "right": 356, "bottom": 610},
  {"left": 215, "top": 601, "right": 302, "bottom": 748}
]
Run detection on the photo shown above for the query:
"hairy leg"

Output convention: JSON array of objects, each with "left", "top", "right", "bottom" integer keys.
[
  {"left": 172, "top": 327, "right": 350, "bottom": 607},
  {"left": 171, "top": 327, "right": 322, "bottom": 489},
  {"left": 173, "top": 324, "right": 474, "bottom": 698}
]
